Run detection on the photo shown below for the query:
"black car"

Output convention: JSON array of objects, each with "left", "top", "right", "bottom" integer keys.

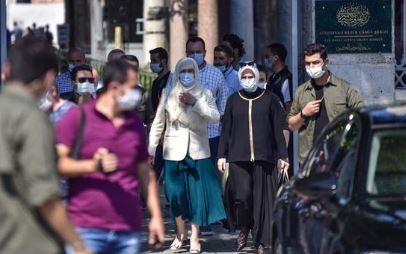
[{"left": 272, "top": 103, "right": 406, "bottom": 254}]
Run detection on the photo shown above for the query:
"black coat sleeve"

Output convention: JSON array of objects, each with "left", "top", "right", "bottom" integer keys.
[
  {"left": 270, "top": 94, "right": 289, "bottom": 159},
  {"left": 217, "top": 95, "right": 233, "bottom": 159}
]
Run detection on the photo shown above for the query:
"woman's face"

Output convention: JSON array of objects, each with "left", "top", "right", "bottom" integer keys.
[
  {"left": 180, "top": 67, "right": 195, "bottom": 75},
  {"left": 241, "top": 69, "right": 255, "bottom": 81}
]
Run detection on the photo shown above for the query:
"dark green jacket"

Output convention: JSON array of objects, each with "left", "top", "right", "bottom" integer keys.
[{"left": 288, "top": 73, "right": 364, "bottom": 163}]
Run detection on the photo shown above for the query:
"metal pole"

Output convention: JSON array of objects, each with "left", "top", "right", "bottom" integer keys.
[
  {"left": 0, "top": 0, "right": 7, "bottom": 88},
  {"left": 292, "top": 0, "right": 299, "bottom": 173}
]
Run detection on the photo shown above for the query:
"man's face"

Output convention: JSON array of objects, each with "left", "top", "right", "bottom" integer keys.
[
  {"left": 214, "top": 51, "right": 231, "bottom": 67},
  {"left": 150, "top": 53, "right": 162, "bottom": 65},
  {"left": 186, "top": 41, "right": 206, "bottom": 59},
  {"left": 75, "top": 70, "right": 94, "bottom": 84},
  {"left": 69, "top": 51, "right": 85, "bottom": 66},
  {"left": 265, "top": 48, "right": 278, "bottom": 65},
  {"left": 125, "top": 68, "right": 138, "bottom": 89},
  {"left": 259, "top": 71, "right": 267, "bottom": 83},
  {"left": 304, "top": 53, "right": 326, "bottom": 69}
]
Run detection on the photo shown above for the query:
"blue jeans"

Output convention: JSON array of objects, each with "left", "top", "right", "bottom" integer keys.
[{"left": 66, "top": 228, "right": 141, "bottom": 254}]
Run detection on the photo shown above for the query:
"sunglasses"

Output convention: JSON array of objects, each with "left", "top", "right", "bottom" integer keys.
[
  {"left": 239, "top": 61, "right": 257, "bottom": 68},
  {"left": 78, "top": 77, "right": 95, "bottom": 83}
]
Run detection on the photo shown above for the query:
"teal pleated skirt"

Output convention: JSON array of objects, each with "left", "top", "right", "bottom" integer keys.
[{"left": 164, "top": 155, "right": 226, "bottom": 226}]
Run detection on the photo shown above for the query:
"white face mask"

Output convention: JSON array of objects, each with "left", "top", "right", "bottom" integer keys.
[
  {"left": 258, "top": 82, "right": 267, "bottom": 89},
  {"left": 38, "top": 91, "right": 54, "bottom": 111},
  {"left": 306, "top": 64, "right": 326, "bottom": 79},
  {"left": 240, "top": 78, "right": 257, "bottom": 93},
  {"left": 76, "top": 81, "right": 94, "bottom": 95},
  {"left": 117, "top": 89, "right": 142, "bottom": 111}
]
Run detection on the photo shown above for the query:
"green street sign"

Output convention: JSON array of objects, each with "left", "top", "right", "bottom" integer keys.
[{"left": 315, "top": 0, "right": 392, "bottom": 54}]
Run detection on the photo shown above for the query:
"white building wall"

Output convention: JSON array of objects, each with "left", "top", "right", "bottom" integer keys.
[{"left": 6, "top": 2, "right": 64, "bottom": 46}]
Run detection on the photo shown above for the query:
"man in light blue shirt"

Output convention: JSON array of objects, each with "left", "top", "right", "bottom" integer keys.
[{"left": 214, "top": 44, "right": 241, "bottom": 95}]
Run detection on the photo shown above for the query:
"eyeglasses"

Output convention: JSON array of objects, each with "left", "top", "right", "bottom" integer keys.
[
  {"left": 239, "top": 61, "right": 257, "bottom": 68},
  {"left": 78, "top": 77, "right": 95, "bottom": 83}
]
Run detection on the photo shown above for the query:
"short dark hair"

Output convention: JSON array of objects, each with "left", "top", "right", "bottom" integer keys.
[
  {"left": 121, "top": 54, "right": 139, "bottom": 64},
  {"left": 267, "top": 43, "right": 288, "bottom": 62},
  {"left": 8, "top": 36, "right": 58, "bottom": 84},
  {"left": 304, "top": 43, "right": 328, "bottom": 60},
  {"left": 71, "top": 64, "right": 93, "bottom": 81},
  {"left": 107, "top": 48, "right": 125, "bottom": 62},
  {"left": 149, "top": 47, "right": 168, "bottom": 61},
  {"left": 121, "top": 54, "right": 139, "bottom": 71},
  {"left": 214, "top": 44, "right": 233, "bottom": 58},
  {"left": 101, "top": 60, "right": 129, "bottom": 93},
  {"left": 256, "top": 64, "right": 268, "bottom": 76},
  {"left": 222, "top": 34, "right": 246, "bottom": 57},
  {"left": 186, "top": 36, "right": 206, "bottom": 50}
]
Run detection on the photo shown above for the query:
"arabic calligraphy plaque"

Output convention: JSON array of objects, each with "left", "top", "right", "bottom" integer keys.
[{"left": 315, "top": 0, "right": 392, "bottom": 54}]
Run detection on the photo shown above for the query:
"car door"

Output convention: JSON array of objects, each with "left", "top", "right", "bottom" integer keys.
[{"left": 298, "top": 113, "right": 361, "bottom": 254}]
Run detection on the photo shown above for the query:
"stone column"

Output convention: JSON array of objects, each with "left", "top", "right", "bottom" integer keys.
[
  {"left": 0, "top": 0, "right": 6, "bottom": 87},
  {"left": 143, "top": 0, "right": 168, "bottom": 64},
  {"left": 230, "top": 0, "right": 254, "bottom": 61},
  {"left": 88, "top": 0, "right": 104, "bottom": 61},
  {"left": 169, "top": 0, "right": 189, "bottom": 69},
  {"left": 198, "top": 0, "right": 218, "bottom": 64}
]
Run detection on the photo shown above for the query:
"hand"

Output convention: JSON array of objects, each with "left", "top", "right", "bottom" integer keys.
[
  {"left": 302, "top": 99, "right": 323, "bottom": 117},
  {"left": 148, "top": 216, "right": 165, "bottom": 249},
  {"left": 179, "top": 92, "right": 197, "bottom": 106},
  {"left": 93, "top": 148, "right": 118, "bottom": 173},
  {"left": 278, "top": 158, "right": 290, "bottom": 173},
  {"left": 217, "top": 158, "right": 227, "bottom": 173},
  {"left": 73, "top": 249, "right": 93, "bottom": 254},
  {"left": 148, "top": 156, "right": 155, "bottom": 166}
]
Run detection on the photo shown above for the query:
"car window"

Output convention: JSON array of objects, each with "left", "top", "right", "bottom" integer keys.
[
  {"left": 335, "top": 118, "right": 361, "bottom": 198},
  {"left": 303, "top": 119, "right": 347, "bottom": 176},
  {"left": 367, "top": 128, "right": 406, "bottom": 196}
]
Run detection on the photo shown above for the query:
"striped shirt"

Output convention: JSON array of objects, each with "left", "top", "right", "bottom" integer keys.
[{"left": 55, "top": 71, "right": 73, "bottom": 94}]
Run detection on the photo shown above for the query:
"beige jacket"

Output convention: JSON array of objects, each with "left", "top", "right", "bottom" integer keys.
[{"left": 148, "top": 82, "right": 220, "bottom": 161}]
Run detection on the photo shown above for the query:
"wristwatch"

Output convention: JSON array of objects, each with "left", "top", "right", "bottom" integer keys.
[{"left": 300, "top": 110, "right": 309, "bottom": 120}]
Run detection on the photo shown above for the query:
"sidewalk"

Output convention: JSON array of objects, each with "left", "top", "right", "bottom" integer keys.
[{"left": 140, "top": 190, "right": 257, "bottom": 253}]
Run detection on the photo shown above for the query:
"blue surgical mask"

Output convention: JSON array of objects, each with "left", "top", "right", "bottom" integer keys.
[
  {"left": 150, "top": 63, "right": 162, "bottom": 73},
  {"left": 264, "top": 58, "right": 273, "bottom": 71},
  {"left": 190, "top": 53, "right": 204, "bottom": 66},
  {"left": 179, "top": 72, "right": 195, "bottom": 87},
  {"left": 215, "top": 64, "right": 227, "bottom": 73}
]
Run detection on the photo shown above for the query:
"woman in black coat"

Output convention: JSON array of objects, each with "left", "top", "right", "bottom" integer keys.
[{"left": 217, "top": 63, "right": 289, "bottom": 254}]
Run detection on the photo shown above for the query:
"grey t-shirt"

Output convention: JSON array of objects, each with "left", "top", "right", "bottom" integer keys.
[{"left": 0, "top": 84, "right": 62, "bottom": 254}]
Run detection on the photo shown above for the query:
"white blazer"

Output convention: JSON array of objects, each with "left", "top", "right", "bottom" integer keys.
[{"left": 148, "top": 88, "right": 220, "bottom": 161}]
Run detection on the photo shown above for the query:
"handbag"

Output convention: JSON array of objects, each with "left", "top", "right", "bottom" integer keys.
[{"left": 278, "top": 163, "right": 290, "bottom": 187}]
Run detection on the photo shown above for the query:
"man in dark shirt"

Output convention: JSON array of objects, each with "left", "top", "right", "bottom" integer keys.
[
  {"left": 288, "top": 43, "right": 363, "bottom": 164},
  {"left": 149, "top": 47, "right": 171, "bottom": 113},
  {"left": 265, "top": 43, "right": 293, "bottom": 111},
  {"left": 149, "top": 47, "right": 171, "bottom": 180}
]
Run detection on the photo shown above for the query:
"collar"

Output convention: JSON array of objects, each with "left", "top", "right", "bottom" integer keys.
[{"left": 224, "top": 66, "right": 234, "bottom": 77}]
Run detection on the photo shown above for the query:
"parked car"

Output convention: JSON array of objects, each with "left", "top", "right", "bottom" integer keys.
[{"left": 272, "top": 103, "right": 406, "bottom": 254}]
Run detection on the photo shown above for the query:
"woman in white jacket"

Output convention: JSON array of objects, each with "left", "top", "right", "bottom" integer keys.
[{"left": 148, "top": 57, "right": 226, "bottom": 253}]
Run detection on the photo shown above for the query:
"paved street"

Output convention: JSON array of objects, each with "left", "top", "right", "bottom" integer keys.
[{"left": 140, "top": 190, "right": 257, "bottom": 254}]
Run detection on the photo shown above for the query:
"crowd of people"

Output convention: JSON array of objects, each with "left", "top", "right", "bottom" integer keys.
[{"left": 0, "top": 32, "right": 363, "bottom": 254}]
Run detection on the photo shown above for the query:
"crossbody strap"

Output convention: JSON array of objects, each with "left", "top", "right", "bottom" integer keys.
[{"left": 69, "top": 107, "right": 86, "bottom": 159}]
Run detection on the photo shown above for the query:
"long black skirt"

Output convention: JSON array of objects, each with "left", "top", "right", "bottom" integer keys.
[{"left": 224, "top": 161, "right": 278, "bottom": 246}]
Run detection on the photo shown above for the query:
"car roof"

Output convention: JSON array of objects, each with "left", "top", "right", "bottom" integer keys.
[{"left": 357, "top": 102, "right": 406, "bottom": 126}]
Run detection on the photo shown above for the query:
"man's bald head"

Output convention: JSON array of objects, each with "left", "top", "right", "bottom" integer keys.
[
  {"left": 68, "top": 47, "right": 86, "bottom": 66},
  {"left": 107, "top": 49, "right": 125, "bottom": 62}
]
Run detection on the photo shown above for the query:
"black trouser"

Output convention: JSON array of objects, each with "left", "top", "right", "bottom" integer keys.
[{"left": 224, "top": 161, "right": 278, "bottom": 246}]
